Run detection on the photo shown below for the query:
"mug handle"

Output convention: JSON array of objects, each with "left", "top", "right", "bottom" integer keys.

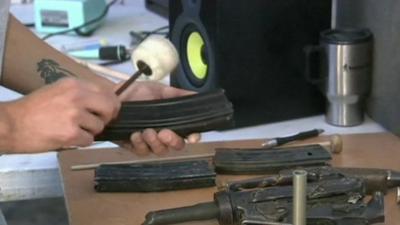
[{"left": 304, "top": 45, "right": 324, "bottom": 85}]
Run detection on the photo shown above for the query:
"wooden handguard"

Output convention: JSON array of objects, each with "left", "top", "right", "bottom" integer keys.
[{"left": 96, "top": 89, "right": 234, "bottom": 141}]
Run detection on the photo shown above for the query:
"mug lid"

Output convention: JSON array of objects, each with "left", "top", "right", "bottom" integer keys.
[{"left": 320, "top": 28, "right": 372, "bottom": 44}]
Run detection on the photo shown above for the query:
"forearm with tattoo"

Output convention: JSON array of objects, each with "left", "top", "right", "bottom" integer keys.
[
  {"left": 37, "top": 59, "right": 76, "bottom": 84},
  {"left": 1, "top": 15, "right": 114, "bottom": 94}
]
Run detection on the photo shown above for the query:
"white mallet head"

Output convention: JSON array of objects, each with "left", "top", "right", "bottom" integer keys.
[{"left": 132, "top": 36, "right": 179, "bottom": 81}]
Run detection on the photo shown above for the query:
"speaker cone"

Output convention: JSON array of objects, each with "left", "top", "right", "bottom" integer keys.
[
  {"left": 181, "top": 24, "right": 209, "bottom": 87},
  {"left": 187, "top": 32, "right": 208, "bottom": 79}
]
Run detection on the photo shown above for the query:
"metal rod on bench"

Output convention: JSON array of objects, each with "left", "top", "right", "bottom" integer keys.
[{"left": 293, "top": 169, "right": 307, "bottom": 225}]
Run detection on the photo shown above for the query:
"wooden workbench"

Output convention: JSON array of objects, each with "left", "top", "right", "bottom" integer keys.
[{"left": 58, "top": 133, "right": 400, "bottom": 225}]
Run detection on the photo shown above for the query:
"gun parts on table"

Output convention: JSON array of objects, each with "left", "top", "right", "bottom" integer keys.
[
  {"left": 93, "top": 144, "right": 333, "bottom": 192},
  {"left": 94, "top": 160, "right": 216, "bottom": 192},
  {"left": 143, "top": 166, "right": 386, "bottom": 225}
]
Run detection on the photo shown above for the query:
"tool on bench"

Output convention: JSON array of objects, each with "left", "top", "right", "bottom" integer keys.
[
  {"left": 262, "top": 129, "right": 324, "bottom": 148},
  {"left": 68, "top": 45, "right": 130, "bottom": 62},
  {"left": 261, "top": 129, "right": 343, "bottom": 154},
  {"left": 292, "top": 169, "right": 307, "bottom": 225},
  {"left": 284, "top": 133, "right": 343, "bottom": 154}
]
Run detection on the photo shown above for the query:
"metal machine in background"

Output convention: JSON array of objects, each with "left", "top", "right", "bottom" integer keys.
[{"left": 34, "top": 0, "right": 107, "bottom": 35}]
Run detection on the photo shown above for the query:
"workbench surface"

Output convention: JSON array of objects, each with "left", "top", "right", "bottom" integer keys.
[
  {"left": 59, "top": 133, "right": 400, "bottom": 225},
  {"left": 0, "top": 0, "right": 385, "bottom": 203}
]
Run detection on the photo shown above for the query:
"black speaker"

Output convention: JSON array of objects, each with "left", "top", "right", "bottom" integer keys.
[{"left": 169, "top": 0, "right": 331, "bottom": 128}]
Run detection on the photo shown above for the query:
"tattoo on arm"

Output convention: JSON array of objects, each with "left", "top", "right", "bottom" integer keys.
[{"left": 37, "top": 59, "right": 76, "bottom": 84}]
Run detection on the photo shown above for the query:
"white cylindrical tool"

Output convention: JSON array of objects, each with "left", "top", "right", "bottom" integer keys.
[{"left": 132, "top": 35, "right": 179, "bottom": 81}]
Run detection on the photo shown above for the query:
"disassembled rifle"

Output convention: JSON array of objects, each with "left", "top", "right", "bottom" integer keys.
[{"left": 142, "top": 167, "right": 386, "bottom": 225}]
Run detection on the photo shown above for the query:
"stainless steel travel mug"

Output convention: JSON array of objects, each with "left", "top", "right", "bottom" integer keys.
[{"left": 306, "top": 28, "right": 373, "bottom": 126}]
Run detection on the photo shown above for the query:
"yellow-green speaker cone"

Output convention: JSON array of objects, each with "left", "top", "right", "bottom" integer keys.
[{"left": 187, "top": 32, "right": 208, "bottom": 80}]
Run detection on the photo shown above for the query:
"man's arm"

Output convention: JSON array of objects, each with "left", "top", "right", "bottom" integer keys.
[
  {"left": 1, "top": 15, "right": 114, "bottom": 93},
  {"left": 0, "top": 15, "right": 198, "bottom": 154},
  {"left": 0, "top": 78, "right": 120, "bottom": 153}
]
